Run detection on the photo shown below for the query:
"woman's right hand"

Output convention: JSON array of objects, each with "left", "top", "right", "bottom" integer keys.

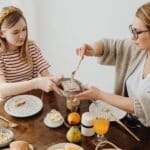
[
  {"left": 76, "top": 43, "right": 96, "bottom": 57},
  {"left": 71, "top": 86, "right": 102, "bottom": 100}
]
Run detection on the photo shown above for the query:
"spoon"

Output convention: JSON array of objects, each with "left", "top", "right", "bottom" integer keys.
[
  {"left": 71, "top": 55, "right": 84, "bottom": 80},
  {"left": 0, "top": 115, "right": 18, "bottom": 128}
]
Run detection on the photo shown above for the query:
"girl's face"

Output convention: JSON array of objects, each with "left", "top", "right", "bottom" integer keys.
[
  {"left": 131, "top": 17, "right": 150, "bottom": 50},
  {"left": 1, "top": 18, "right": 27, "bottom": 50}
]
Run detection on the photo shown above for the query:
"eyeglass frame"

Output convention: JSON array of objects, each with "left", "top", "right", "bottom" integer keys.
[{"left": 129, "top": 24, "right": 150, "bottom": 40}]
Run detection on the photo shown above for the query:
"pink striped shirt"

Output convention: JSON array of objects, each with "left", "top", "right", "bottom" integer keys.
[{"left": 0, "top": 41, "right": 50, "bottom": 82}]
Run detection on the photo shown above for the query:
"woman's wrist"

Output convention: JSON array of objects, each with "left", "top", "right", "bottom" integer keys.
[
  {"left": 98, "top": 90, "right": 105, "bottom": 100},
  {"left": 92, "top": 41, "right": 104, "bottom": 56}
]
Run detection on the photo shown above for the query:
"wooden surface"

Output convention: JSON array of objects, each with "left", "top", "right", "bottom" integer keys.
[{"left": 0, "top": 90, "right": 150, "bottom": 150}]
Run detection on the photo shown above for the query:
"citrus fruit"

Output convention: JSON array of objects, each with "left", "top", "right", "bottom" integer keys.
[{"left": 67, "top": 112, "right": 80, "bottom": 125}]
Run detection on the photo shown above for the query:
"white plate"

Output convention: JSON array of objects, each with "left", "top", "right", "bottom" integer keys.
[
  {"left": 89, "top": 101, "right": 126, "bottom": 121},
  {"left": 44, "top": 109, "right": 64, "bottom": 128},
  {"left": 0, "top": 128, "right": 14, "bottom": 148},
  {"left": 4, "top": 95, "right": 43, "bottom": 118},
  {"left": 2, "top": 144, "right": 33, "bottom": 150},
  {"left": 47, "top": 143, "right": 84, "bottom": 150}
]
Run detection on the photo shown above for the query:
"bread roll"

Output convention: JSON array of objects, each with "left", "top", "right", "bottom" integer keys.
[{"left": 65, "top": 144, "right": 80, "bottom": 150}]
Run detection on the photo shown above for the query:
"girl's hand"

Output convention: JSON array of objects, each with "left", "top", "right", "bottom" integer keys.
[
  {"left": 34, "top": 77, "right": 53, "bottom": 92},
  {"left": 49, "top": 74, "right": 63, "bottom": 85},
  {"left": 71, "top": 86, "right": 102, "bottom": 100},
  {"left": 76, "top": 43, "right": 96, "bottom": 57},
  {"left": 33, "top": 77, "right": 61, "bottom": 95}
]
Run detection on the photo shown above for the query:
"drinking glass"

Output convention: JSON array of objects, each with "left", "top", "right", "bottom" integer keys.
[{"left": 93, "top": 118, "right": 110, "bottom": 145}]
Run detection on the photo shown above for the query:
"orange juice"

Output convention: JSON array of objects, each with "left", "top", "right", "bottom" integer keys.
[{"left": 93, "top": 118, "right": 110, "bottom": 135}]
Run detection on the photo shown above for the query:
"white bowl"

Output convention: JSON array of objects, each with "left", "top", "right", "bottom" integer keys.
[{"left": 0, "top": 128, "right": 14, "bottom": 148}]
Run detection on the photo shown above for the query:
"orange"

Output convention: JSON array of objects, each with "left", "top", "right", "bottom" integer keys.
[{"left": 67, "top": 112, "right": 80, "bottom": 125}]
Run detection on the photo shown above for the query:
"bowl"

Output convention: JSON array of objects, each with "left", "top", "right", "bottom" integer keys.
[
  {"left": 0, "top": 128, "right": 14, "bottom": 148},
  {"left": 44, "top": 109, "right": 64, "bottom": 128},
  {"left": 58, "top": 78, "right": 83, "bottom": 97}
]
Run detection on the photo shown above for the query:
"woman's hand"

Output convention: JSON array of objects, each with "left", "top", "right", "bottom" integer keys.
[
  {"left": 71, "top": 86, "right": 102, "bottom": 100},
  {"left": 76, "top": 43, "right": 96, "bottom": 57}
]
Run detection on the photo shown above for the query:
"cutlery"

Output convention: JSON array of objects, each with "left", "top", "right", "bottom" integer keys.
[
  {"left": 95, "top": 140, "right": 121, "bottom": 150},
  {"left": 102, "top": 108, "right": 140, "bottom": 141},
  {"left": 0, "top": 116, "right": 18, "bottom": 128},
  {"left": 71, "top": 55, "right": 84, "bottom": 80}
]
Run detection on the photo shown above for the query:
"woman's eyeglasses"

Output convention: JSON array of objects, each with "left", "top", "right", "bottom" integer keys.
[{"left": 129, "top": 24, "right": 150, "bottom": 40}]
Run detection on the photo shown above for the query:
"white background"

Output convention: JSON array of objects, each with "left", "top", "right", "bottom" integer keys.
[{"left": 0, "top": 0, "right": 149, "bottom": 92}]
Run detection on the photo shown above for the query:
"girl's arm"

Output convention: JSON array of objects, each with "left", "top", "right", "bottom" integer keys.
[{"left": 0, "top": 76, "right": 55, "bottom": 100}]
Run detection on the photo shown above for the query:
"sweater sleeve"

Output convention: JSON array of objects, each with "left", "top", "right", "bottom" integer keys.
[
  {"left": 134, "top": 99, "right": 146, "bottom": 125},
  {"left": 95, "top": 38, "right": 137, "bottom": 66},
  {"left": 136, "top": 77, "right": 150, "bottom": 127}
]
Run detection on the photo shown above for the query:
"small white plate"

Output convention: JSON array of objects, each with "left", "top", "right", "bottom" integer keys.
[
  {"left": 47, "top": 143, "right": 84, "bottom": 150},
  {"left": 89, "top": 101, "right": 127, "bottom": 121},
  {"left": 44, "top": 109, "right": 64, "bottom": 128},
  {"left": 0, "top": 128, "right": 14, "bottom": 148},
  {"left": 4, "top": 95, "right": 43, "bottom": 118}
]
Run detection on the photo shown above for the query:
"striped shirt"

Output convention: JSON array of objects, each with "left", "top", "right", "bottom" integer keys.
[{"left": 0, "top": 41, "right": 50, "bottom": 83}]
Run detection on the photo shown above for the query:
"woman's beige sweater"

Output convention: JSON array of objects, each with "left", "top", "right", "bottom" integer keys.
[{"left": 96, "top": 38, "right": 150, "bottom": 127}]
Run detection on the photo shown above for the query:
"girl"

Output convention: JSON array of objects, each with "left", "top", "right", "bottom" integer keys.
[{"left": 0, "top": 6, "right": 61, "bottom": 100}]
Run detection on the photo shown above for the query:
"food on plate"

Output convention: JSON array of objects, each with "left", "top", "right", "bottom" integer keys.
[
  {"left": 65, "top": 144, "right": 81, "bottom": 150},
  {"left": 61, "top": 80, "right": 81, "bottom": 92},
  {"left": 48, "top": 110, "right": 63, "bottom": 122},
  {"left": 14, "top": 99, "right": 26, "bottom": 107},
  {"left": 67, "top": 112, "right": 80, "bottom": 125},
  {"left": 0, "top": 132, "right": 11, "bottom": 144},
  {"left": 66, "top": 126, "right": 81, "bottom": 143}
]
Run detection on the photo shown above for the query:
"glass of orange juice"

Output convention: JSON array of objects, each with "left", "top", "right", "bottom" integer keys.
[{"left": 93, "top": 117, "right": 110, "bottom": 145}]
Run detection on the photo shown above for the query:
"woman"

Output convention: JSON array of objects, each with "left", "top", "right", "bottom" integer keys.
[
  {"left": 73, "top": 2, "right": 150, "bottom": 127},
  {"left": 0, "top": 6, "right": 61, "bottom": 100}
]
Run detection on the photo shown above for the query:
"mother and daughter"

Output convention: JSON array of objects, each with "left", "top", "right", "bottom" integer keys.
[{"left": 0, "top": 2, "right": 150, "bottom": 135}]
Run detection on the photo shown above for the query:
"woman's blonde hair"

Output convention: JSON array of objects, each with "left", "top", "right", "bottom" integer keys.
[
  {"left": 136, "top": 2, "right": 150, "bottom": 29},
  {"left": 0, "top": 6, "right": 32, "bottom": 65}
]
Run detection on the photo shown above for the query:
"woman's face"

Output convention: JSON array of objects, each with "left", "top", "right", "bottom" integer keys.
[
  {"left": 1, "top": 18, "right": 27, "bottom": 50},
  {"left": 131, "top": 17, "right": 150, "bottom": 50}
]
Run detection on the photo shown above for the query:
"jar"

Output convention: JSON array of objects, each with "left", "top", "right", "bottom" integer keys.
[
  {"left": 66, "top": 97, "right": 80, "bottom": 112},
  {"left": 81, "top": 112, "right": 96, "bottom": 136}
]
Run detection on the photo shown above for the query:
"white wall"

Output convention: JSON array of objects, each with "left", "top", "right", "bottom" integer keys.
[
  {"left": 0, "top": 0, "right": 149, "bottom": 92},
  {"left": 37, "top": 0, "right": 149, "bottom": 92}
]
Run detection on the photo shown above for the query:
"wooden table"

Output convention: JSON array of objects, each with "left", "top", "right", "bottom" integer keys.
[{"left": 0, "top": 90, "right": 150, "bottom": 150}]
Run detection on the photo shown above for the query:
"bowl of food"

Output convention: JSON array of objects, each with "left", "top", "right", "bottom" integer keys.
[
  {"left": 59, "top": 78, "right": 83, "bottom": 97},
  {"left": 44, "top": 109, "right": 64, "bottom": 128},
  {"left": 0, "top": 128, "right": 14, "bottom": 148}
]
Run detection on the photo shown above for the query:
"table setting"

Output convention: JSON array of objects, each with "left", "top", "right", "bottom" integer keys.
[{"left": 0, "top": 56, "right": 149, "bottom": 150}]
